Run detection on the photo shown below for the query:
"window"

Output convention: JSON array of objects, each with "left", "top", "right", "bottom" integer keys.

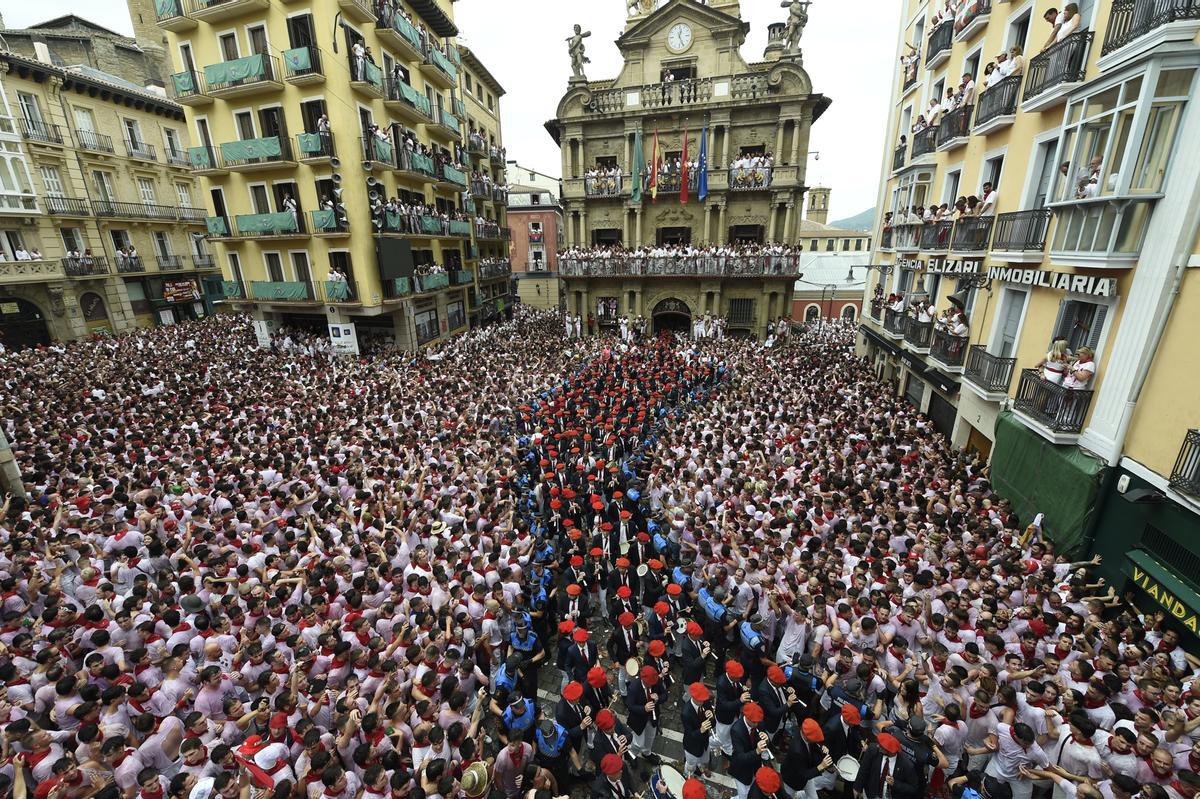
[
  {"left": 983, "top": 154, "right": 1004, "bottom": 191},
  {"left": 805, "top": 305, "right": 820, "bottom": 322},
  {"left": 1007, "top": 9, "right": 1031, "bottom": 52},
  {"left": 415, "top": 307, "right": 440, "bottom": 344},
  {"left": 153, "top": 231, "right": 172, "bottom": 257},
  {"left": 842, "top": 239, "right": 851, "bottom": 250},
  {"left": 842, "top": 305, "right": 857, "bottom": 321},
  {"left": 176, "top": 183, "right": 193, "bottom": 208},
  {"left": 447, "top": 300, "right": 466, "bottom": 330},
  {"left": 728, "top": 298, "right": 754, "bottom": 326},
  {"left": 60, "top": 228, "right": 84, "bottom": 254},
  {"left": 164, "top": 128, "right": 182, "bottom": 157},
  {"left": 487, "top": 93, "right": 494, "bottom": 111},
  {"left": 124, "top": 119, "right": 143, "bottom": 147},
  {"left": 463, "top": 74, "right": 472, "bottom": 95},
  {"left": 264, "top": 252, "right": 284, "bottom": 282},
  {"left": 0, "top": 143, "right": 36, "bottom": 210},
  {"left": 40, "top": 166, "right": 64, "bottom": 197},
  {"left": 228, "top": 252, "right": 246, "bottom": 288},
  {"left": 824, "top": 239, "right": 834, "bottom": 251},
  {"left": 1051, "top": 299, "right": 1108, "bottom": 355},
  {"left": 137, "top": 178, "right": 157, "bottom": 205},
  {"left": 854, "top": 239, "right": 864, "bottom": 251},
  {"left": 944, "top": 169, "right": 962, "bottom": 204},
  {"left": 91, "top": 170, "right": 115, "bottom": 202},
  {"left": 0, "top": 230, "right": 28, "bottom": 260},
  {"left": 74, "top": 107, "right": 97, "bottom": 133},
  {"left": 219, "top": 33, "right": 239, "bottom": 61},
  {"left": 994, "top": 288, "right": 1027, "bottom": 358},
  {"left": 17, "top": 92, "right": 43, "bottom": 125}
]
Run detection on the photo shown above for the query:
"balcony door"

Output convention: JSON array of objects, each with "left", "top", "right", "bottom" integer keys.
[
  {"left": 291, "top": 252, "right": 314, "bottom": 298},
  {"left": 264, "top": 252, "right": 285, "bottom": 282},
  {"left": 1030, "top": 138, "right": 1059, "bottom": 208},
  {"left": 235, "top": 112, "right": 256, "bottom": 141},
  {"left": 259, "top": 108, "right": 285, "bottom": 142},
  {"left": 92, "top": 170, "right": 115, "bottom": 202},
  {"left": 74, "top": 107, "right": 96, "bottom": 135},
  {"left": 17, "top": 93, "right": 43, "bottom": 127},
  {"left": 249, "top": 25, "right": 269, "bottom": 57},
  {"left": 995, "top": 288, "right": 1027, "bottom": 359},
  {"left": 656, "top": 227, "right": 690, "bottom": 246},
  {"left": 288, "top": 14, "right": 316, "bottom": 49},
  {"left": 250, "top": 185, "right": 271, "bottom": 215}
]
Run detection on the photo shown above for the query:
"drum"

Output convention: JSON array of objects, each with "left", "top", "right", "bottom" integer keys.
[
  {"left": 650, "top": 765, "right": 685, "bottom": 799},
  {"left": 836, "top": 756, "right": 860, "bottom": 782},
  {"left": 625, "top": 657, "right": 640, "bottom": 677},
  {"left": 674, "top": 617, "right": 689, "bottom": 635},
  {"left": 636, "top": 564, "right": 649, "bottom": 578}
]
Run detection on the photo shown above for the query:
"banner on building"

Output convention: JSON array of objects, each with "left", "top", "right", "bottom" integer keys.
[
  {"left": 988, "top": 267, "right": 1118, "bottom": 297},
  {"left": 329, "top": 322, "right": 360, "bottom": 356},
  {"left": 163, "top": 279, "right": 199, "bottom": 303}
]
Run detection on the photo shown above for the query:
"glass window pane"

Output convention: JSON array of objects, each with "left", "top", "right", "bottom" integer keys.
[
  {"left": 1101, "top": 110, "right": 1133, "bottom": 196},
  {"left": 1120, "top": 75, "right": 1143, "bottom": 104},
  {"left": 1155, "top": 69, "right": 1194, "bottom": 98},
  {"left": 1078, "top": 205, "right": 1100, "bottom": 250},
  {"left": 1116, "top": 202, "right": 1151, "bottom": 253},
  {"left": 1055, "top": 129, "right": 1078, "bottom": 202},
  {"left": 1066, "top": 102, "right": 1082, "bottom": 126},
  {"left": 1132, "top": 103, "right": 1181, "bottom": 193},
  {"left": 1094, "top": 205, "right": 1117, "bottom": 252},
  {"left": 1084, "top": 86, "right": 1120, "bottom": 119}
]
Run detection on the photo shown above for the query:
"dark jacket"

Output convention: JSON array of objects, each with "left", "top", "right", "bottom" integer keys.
[
  {"left": 564, "top": 641, "right": 599, "bottom": 683},
  {"left": 680, "top": 699, "right": 712, "bottom": 757},
  {"left": 715, "top": 674, "right": 745, "bottom": 725},
  {"left": 781, "top": 735, "right": 829, "bottom": 791},
  {"left": 729, "top": 718, "right": 766, "bottom": 786},
  {"left": 625, "top": 678, "right": 659, "bottom": 734},
  {"left": 590, "top": 766, "right": 637, "bottom": 799},
  {"left": 821, "top": 715, "right": 865, "bottom": 762}
]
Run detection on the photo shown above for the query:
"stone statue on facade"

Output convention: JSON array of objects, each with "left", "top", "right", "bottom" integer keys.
[
  {"left": 567, "top": 24, "right": 592, "bottom": 82},
  {"left": 780, "top": 0, "right": 811, "bottom": 55},
  {"left": 626, "top": 0, "right": 657, "bottom": 16}
]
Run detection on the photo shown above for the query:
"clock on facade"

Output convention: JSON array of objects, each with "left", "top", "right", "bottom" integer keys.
[{"left": 666, "top": 22, "right": 693, "bottom": 53}]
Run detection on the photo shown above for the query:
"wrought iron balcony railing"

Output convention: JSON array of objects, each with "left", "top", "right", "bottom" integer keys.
[
  {"left": 1168, "top": 428, "right": 1200, "bottom": 498},
  {"left": 975, "top": 75, "right": 1021, "bottom": 128},
  {"left": 992, "top": 209, "right": 1051, "bottom": 252},
  {"left": 1024, "top": 31, "right": 1093, "bottom": 103},
  {"left": 559, "top": 254, "right": 800, "bottom": 278},
  {"left": 1102, "top": 0, "right": 1200, "bottom": 56},
  {"left": 930, "top": 328, "right": 968, "bottom": 367},
  {"left": 964, "top": 345, "right": 1017, "bottom": 394},
  {"left": 1013, "top": 369, "right": 1094, "bottom": 434}
]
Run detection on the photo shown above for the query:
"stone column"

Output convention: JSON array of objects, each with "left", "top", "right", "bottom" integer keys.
[
  {"left": 624, "top": 132, "right": 632, "bottom": 172},
  {"left": 717, "top": 205, "right": 727, "bottom": 245},
  {"left": 579, "top": 207, "right": 588, "bottom": 246},
  {"left": 721, "top": 126, "right": 730, "bottom": 170},
  {"left": 768, "top": 205, "right": 779, "bottom": 242},
  {"left": 774, "top": 122, "right": 785, "bottom": 162},
  {"left": 783, "top": 202, "right": 794, "bottom": 245},
  {"left": 703, "top": 205, "right": 711, "bottom": 244},
  {"left": 635, "top": 208, "right": 643, "bottom": 246}
]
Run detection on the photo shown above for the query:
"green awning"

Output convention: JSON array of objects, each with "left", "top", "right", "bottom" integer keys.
[
  {"left": 189, "top": 146, "right": 214, "bottom": 169},
  {"left": 449, "top": 220, "right": 472, "bottom": 236},
  {"left": 370, "top": 137, "right": 394, "bottom": 163},
  {"left": 385, "top": 211, "right": 402, "bottom": 230},
  {"left": 252, "top": 281, "right": 309, "bottom": 301},
  {"left": 442, "top": 165, "right": 467, "bottom": 186},
  {"left": 391, "top": 277, "right": 412, "bottom": 296},
  {"left": 156, "top": 0, "right": 181, "bottom": 17},
  {"left": 172, "top": 71, "right": 196, "bottom": 95},
  {"left": 363, "top": 60, "right": 383, "bottom": 89},
  {"left": 297, "top": 132, "right": 325, "bottom": 155},
  {"left": 393, "top": 16, "right": 423, "bottom": 50},
  {"left": 282, "top": 47, "right": 312, "bottom": 73},
  {"left": 219, "top": 280, "right": 242, "bottom": 297},
  {"left": 312, "top": 209, "right": 338, "bottom": 230},
  {"left": 420, "top": 215, "right": 444, "bottom": 234},
  {"left": 440, "top": 112, "right": 460, "bottom": 133},
  {"left": 396, "top": 81, "right": 431, "bottom": 115},
  {"left": 1126, "top": 550, "right": 1200, "bottom": 638},
  {"left": 205, "top": 53, "right": 265, "bottom": 86},
  {"left": 236, "top": 212, "right": 297, "bottom": 234},
  {"left": 205, "top": 216, "right": 228, "bottom": 235},
  {"left": 221, "top": 136, "right": 283, "bottom": 162},
  {"left": 429, "top": 48, "right": 457, "bottom": 81},
  {"left": 411, "top": 152, "right": 434, "bottom": 174},
  {"left": 324, "top": 280, "right": 351, "bottom": 301}
]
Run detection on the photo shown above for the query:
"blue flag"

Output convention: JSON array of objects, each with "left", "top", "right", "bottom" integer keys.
[{"left": 697, "top": 125, "right": 709, "bottom": 202}]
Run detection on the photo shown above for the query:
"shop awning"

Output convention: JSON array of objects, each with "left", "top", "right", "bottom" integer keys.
[{"left": 1126, "top": 549, "right": 1200, "bottom": 638}]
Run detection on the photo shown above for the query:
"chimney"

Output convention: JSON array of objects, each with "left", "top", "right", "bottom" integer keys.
[
  {"left": 33, "top": 41, "right": 54, "bottom": 65},
  {"left": 764, "top": 22, "right": 785, "bottom": 62}
]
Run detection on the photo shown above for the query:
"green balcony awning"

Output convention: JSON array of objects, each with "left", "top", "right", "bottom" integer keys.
[
  {"left": 453, "top": 270, "right": 473, "bottom": 284},
  {"left": 221, "top": 136, "right": 283, "bottom": 162},
  {"left": 449, "top": 220, "right": 471, "bottom": 236},
  {"left": 396, "top": 81, "right": 431, "bottom": 115},
  {"left": 391, "top": 277, "right": 412, "bottom": 296},
  {"left": 1126, "top": 550, "right": 1200, "bottom": 638},
  {"left": 219, "top": 280, "right": 242, "bottom": 297},
  {"left": 419, "top": 272, "right": 450, "bottom": 291},
  {"left": 412, "top": 152, "right": 434, "bottom": 174},
  {"left": 385, "top": 211, "right": 402, "bottom": 230},
  {"left": 440, "top": 112, "right": 460, "bottom": 133},
  {"left": 282, "top": 47, "right": 312, "bottom": 73},
  {"left": 156, "top": 0, "right": 181, "bottom": 17},
  {"left": 370, "top": 137, "right": 394, "bottom": 163},
  {"left": 393, "top": 16, "right": 423, "bottom": 50},
  {"left": 189, "top": 146, "right": 214, "bottom": 169},
  {"left": 442, "top": 165, "right": 467, "bottom": 186},
  {"left": 363, "top": 60, "right": 383, "bottom": 89},
  {"left": 172, "top": 71, "right": 196, "bottom": 95},
  {"left": 297, "top": 132, "right": 325, "bottom": 155},
  {"left": 420, "top": 215, "right": 444, "bottom": 234},
  {"left": 312, "top": 209, "right": 338, "bottom": 230},
  {"left": 205, "top": 216, "right": 228, "bottom": 235},
  {"left": 205, "top": 53, "right": 265, "bottom": 86},
  {"left": 252, "top": 281, "right": 309, "bottom": 301},
  {"left": 430, "top": 48, "right": 457, "bottom": 81},
  {"left": 324, "top": 280, "right": 351, "bottom": 301},
  {"left": 236, "top": 212, "right": 298, "bottom": 234}
]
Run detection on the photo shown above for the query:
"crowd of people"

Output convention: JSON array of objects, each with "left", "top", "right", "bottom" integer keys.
[
  {"left": 729, "top": 154, "right": 774, "bottom": 191},
  {"left": 585, "top": 166, "right": 623, "bottom": 197},
  {"left": 881, "top": 181, "right": 997, "bottom": 245},
  {"left": 0, "top": 305, "right": 1196, "bottom": 799}
]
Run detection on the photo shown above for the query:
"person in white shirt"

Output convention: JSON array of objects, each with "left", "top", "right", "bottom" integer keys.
[
  {"left": 1057, "top": 3, "right": 1081, "bottom": 42},
  {"left": 978, "top": 182, "right": 996, "bottom": 216}
]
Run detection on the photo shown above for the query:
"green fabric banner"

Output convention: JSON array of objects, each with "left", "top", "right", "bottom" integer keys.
[
  {"left": 391, "top": 277, "right": 412, "bottom": 296},
  {"left": 219, "top": 280, "right": 242, "bottom": 297},
  {"left": 393, "top": 16, "right": 422, "bottom": 49},
  {"left": 449, "top": 220, "right": 472, "bottom": 236},
  {"left": 172, "top": 71, "right": 195, "bottom": 95},
  {"left": 205, "top": 216, "right": 228, "bottom": 235},
  {"left": 419, "top": 273, "right": 450, "bottom": 291},
  {"left": 156, "top": 0, "right": 180, "bottom": 17},
  {"left": 370, "top": 137, "right": 394, "bottom": 163},
  {"left": 631, "top": 129, "right": 645, "bottom": 204},
  {"left": 252, "top": 281, "right": 309, "bottom": 301},
  {"left": 324, "top": 280, "right": 351, "bottom": 301},
  {"left": 429, "top": 48, "right": 458, "bottom": 81},
  {"left": 297, "top": 132, "right": 325, "bottom": 154},
  {"left": 443, "top": 165, "right": 467, "bottom": 186},
  {"left": 282, "top": 47, "right": 312, "bottom": 73},
  {"left": 363, "top": 61, "right": 383, "bottom": 88},
  {"left": 453, "top": 270, "right": 473, "bottom": 284},
  {"left": 396, "top": 81, "right": 431, "bottom": 115},
  {"left": 440, "top": 112, "right": 460, "bottom": 133},
  {"left": 385, "top": 211, "right": 402, "bottom": 230},
  {"left": 189, "top": 146, "right": 214, "bottom": 169},
  {"left": 449, "top": 46, "right": 461, "bottom": 65},
  {"left": 221, "top": 136, "right": 283, "bottom": 162},
  {"left": 312, "top": 209, "right": 337, "bottom": 230},
  {"left": 420, "top": 216, "right": 444, "bottom": 234},
  {"left": 205, "top": 54, "right": 265, "bottom": 86},
  {"left": 236, "top": 212, "right": 298, "bottom": 234},
  {"left": 411, "top": 152, "right": 434, "bottom": 174},
  {"left": 990, "top": 410, "right": 1107, "bottom": 557}
]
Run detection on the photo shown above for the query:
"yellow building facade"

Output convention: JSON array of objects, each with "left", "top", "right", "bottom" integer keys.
[
  {"left": 145, "top": 0, "right": 508, "bottom": 350},
  {"left": 860, "top": 0, "right": 1200, "bottom": 625},
  {"left": 0, "top": 51, "right": 212, "bottom": 346},
  {"left": 548, "top": 0, "right": 828, "bottom": 339}
]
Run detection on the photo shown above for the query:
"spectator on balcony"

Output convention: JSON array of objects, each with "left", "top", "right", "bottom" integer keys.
[
  {"left": 912, "top": 115, "right": 929, "bottom": 134},
  {"left": 925, "top": 97, "right": 942, "bottom": 127},
  {"left": 1004, "top": 46, "right": 1025, "bottom": 77},
  {"left": 965, "top": 195, "right": 980, "bottom": 216},
  {"left": 352, "top": 38, "right": 367, "bottom": 81},
  {"left": 29, "top": 248, "right": 41, "bottom": 260},
  {"left": 978, "top": 182, "right": 996, "bottom": 216},
  {"left": 959, "top": 73, "right": 976, "bottom": 106},
  {"left": 983, "top": 60, "right": 1001, "bottom": 89},
  {"left": 1056, "top": 4, "right": 1081, "bottom": 43},
  {"left": 1063, "top": 346, "right": 1095, "bottom": 391},
  {"left": 1037, "top": 339, "right": 1071, "bottom": 385},
  {"left": 930, "top": 0, "right": 958, "bottom": 29},
  {"left": 13, "top": 246, "right": 31, "bottom": 261},
  {"left": 283, "top": 193, "right": 299, "bottom": 229}
]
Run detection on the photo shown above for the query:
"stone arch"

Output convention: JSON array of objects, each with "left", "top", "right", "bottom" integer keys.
[{"left": 841, "top": 303, "right": 857, "bottom": 321}]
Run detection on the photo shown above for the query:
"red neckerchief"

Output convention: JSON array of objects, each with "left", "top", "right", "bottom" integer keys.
[
  {"left": 141, "top": 785, "right": 165, "bottom": 799},
  {"left": 968, "top": 703, "right": 989, "bottom": 719},
  {"left": 1083, "top": 695, "right": 1107, "bottom": 709},
  {"left": 930, "top": 656, "right": 947, "bottom": 674}
]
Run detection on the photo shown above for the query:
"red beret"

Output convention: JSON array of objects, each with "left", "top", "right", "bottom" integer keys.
[
  {"left": 654, "top": 602, "right": 670, "bottom": 616},
  {"left": 682, "top": 779, "right": 706, "bottom": 799},
  {"left": 667, "top": 583, "right": 683, "bottom": 596},
  {"left": 725, "top": 660, "right": 745, "bottom": 679},
  {"left": 639, "top": 665, "right": 659, "bottom": 685},
  {"left": 558, "top": 621, "right": 576, "bottom": 635},
  {"left": 573, "top": 628, "right": 590, "bottom": 643},
  {"left": 619, "top": 611, "right": 636, "bottom": 627},
  {"left": 566, "top": 583, "right": 582, "bottom": 596},
  {"left": 649, "top": 559, "right": 663, "bottom": 570},
  {"left": 756, "top": 767, "right": 781, "bottom": 794},
  {"left": 767, "top": 666, "right": 787, "bottom": 685},
  {"left": 648, "top": 639, "right": 666, "bottom": 656},
  {"left": 802, "top": 718, "right": 824, "bottom": 742},
  {"left": 687, "top": 621, "right": 703, "bottom": 636},
  {"left": 589, "top": 547, "right": 604, "bottom": 557},
  {"left": 615, "top": 557, "right": 630, "bottom": 568},
  {"left": 689, "top": 682, "right": 711, "bottom": 702},
  {"left": 588, "top": 667, "right": 608, "bottom": 688},
  {"left": 637, "top": 532, "right": 650, "bottom": 542},
  {"left": 570, "top": 555, "right": 584, "bottom": 567},
  {"left": 595, "top": 708, "right": 615, "bottom": 730},
  {"left": 562, "top": 681, "right": 583, "bottom": 702},
  {"left": 878, "top": 732, "right": 900, "bottom": 754},
  {"left": 600, "top": 753, "right": 623, "bottom": 776},
  {"left": 841, "top": 704, "right": 862, "bottom": 725},
  {"left": 616, "top": 586, "right": 632, "bottom": 599},
  {"left": 742, "top": 702, "right": 764, "bottom": 723}
]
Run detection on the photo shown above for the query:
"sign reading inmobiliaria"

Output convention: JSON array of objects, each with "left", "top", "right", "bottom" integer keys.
[{"left": 987, "top": 267, "right": 1118, "bottom": 297}]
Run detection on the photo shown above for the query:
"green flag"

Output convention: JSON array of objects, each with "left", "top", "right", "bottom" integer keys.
[{"left": 631, "top": 129, "right": 645, "bottom": 204}]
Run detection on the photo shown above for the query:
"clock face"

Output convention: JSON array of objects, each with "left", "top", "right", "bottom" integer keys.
[{"left": 667, "top": 22, "right": 693, "bottom": 52}]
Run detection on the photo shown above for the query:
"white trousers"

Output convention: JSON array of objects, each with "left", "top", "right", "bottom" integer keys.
[
  {"left": 803, "top": 770, "right": 837, "bottom": 799},
  {"left": 684, "top": 748, "right": 710, "bottom": 774},
  {"left": 735, "top": 779, "right": 752, "bottom": 799},
  {"left": 714, "top": 720, "right": 733, "bottom": 755},
  {"left": 631, "top": 723, "right": 657, "bottom": 757}
]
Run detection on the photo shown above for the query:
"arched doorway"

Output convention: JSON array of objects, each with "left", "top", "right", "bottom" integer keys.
[
  {"left": 651, "top": 297, "right": 691, "bottom": 335},
  {"left": 0, "top": 298, "right": 52, "bottom": 349},
  {"left": 80, "top": 292, "right": 112, "bottom": 334},
  {"left": 804, "top": 304, "right": 820, "bottom": 322}
]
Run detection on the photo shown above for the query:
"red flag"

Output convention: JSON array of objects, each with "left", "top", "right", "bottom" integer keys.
[
  {"left": 681, "top": 128, "right": 689, "bottom": 205},
  {"left": 650, "top": 125, "right": 659, "bottom": 203}
]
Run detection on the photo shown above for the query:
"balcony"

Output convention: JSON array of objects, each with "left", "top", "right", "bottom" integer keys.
[
  {"left": 192, "top": 254, "right": 217, "bottom": 269},
  {"left": 974, "top": 75, "right": 1021, "bottom": 135},
  {"left": 925, "top": 21, "right": 954, "bottom": 70},
  {"left": 882, "top": 307, "right": 907, "bottom": 338},
  {"left": 232, "top": 212, "right": 305, "bottom": 239},
  {"left": 190, "top": 0, "right": 270, "bottom": 24},
  {"left": 324, "top": 279, "right": 359, "bottom": 303},
  {"left": 955, "top": 0, "right": 991, "bottom": 41},
  {"left": 950, "top": 216, "right": 993, "bottom": 253},
  {"left": 421, "top": 45, "right": 458, "bottom": 90},
  {"left": 991, "top": 209, "right": 1051, "bottom": 262},
  {"left": 62, "top": 256, "right": 110, "bottom": 278},
  {"left": 377, "top": 5, "right": 426, "bottom": 62},
  {"left": 311, "top": 209, "right": 349, "bottom": 237},
  {"left": 282, "top": 46, "right": 323, "bottom": 86},
  {"left": 251, "top": 281, "right": 318, "bottom": 303},
  {"left": 449, "top": 220, "right": 472, "bottom": 238},
  {"left": 558, "top": 254, "right": 800, "bottom": 278},
  {"left": 1169, "top": 429, "right": 1200, "bottom": 498},
  {"left": 467, "top": 132, "right": 487, "bottom": 156},
  {"left": 451, "top": 269, "right": 474, "bottom": 286},
  {"left": 480, "top": 261, "right": 512, "bottom": 280},
  {"left": 205, "top": 54, "right": 281, "bottom": 99},
  {"left": 892, "top": 144, "right": 906, "bottom": 172},
  {"left": 728, "top": 166, "right": 772, "bottom": 191},
  {"left": 651, "top": 172, "right": 698, "bottom": 196},
  {"left": 955, "top": 347, "right": 1012, "bottom": 400},
  {"left": 125, "top": 139, "right": 157, "bottom": 162},
  {"left": 428, "top": 107, "right": 462, "bottom": 141},
  {"left": 491, "top": 186, "right": 508, "bottom": 204},
  {"left": 920, "top": 220, "right": 953, "bottom": 252},
  {"left": 893, "top": 223, "right": 921, "bottom": 253},
  {"left": 868, "top": 299, "right": 885, "bottom": 323},
  {"left": 397, "top": 149, "right": 437, "bottom": 182},
  {"left": 436, "top": 163, "right": 469, "bottom": 190},
  {"left": 1023, "top": 31, "right": 1093, "bottom": 112},
  {"left": 471, "top": 179, "right": 491, "bottom": 199},
  {"left": 166, "top": 148, "right": 191, "bottom": 168},
  {"left": 382, "top": 277, "right": 413, "bottom": 300},
  {"left": 585, "top": 175, "right": 623, "bottom": 197},
  {"left": 215, "top": 280, "right": 246, "bottom": 300},
  {"left": 20, "top": 119, "right": 65, "bottom": 146},
  {"left": 157, "top": 255, "right": 185, "bottom": 271},
  {"left": 350, "top": 59, "right": 386, "bottom": 99},
  {"left": 936, "top": 105, "right": 972, "bottom": 151},
  {"left": 44, "top": 197, "right": 91, "bottom": 217},
  {"left": 879, "top": 227, "right": 894, "bottom": 251},
  {"left": 0, "top": 259, "right": 63, "bottom": 285},
  {"left": 490, "top": 147, "right": 506, "bottom": 166},
  {"left": 75, "top": 129, "right": 115, "bottom": 154},
  {"left": 220, "top": 136, "right": 295, "bottom": 172},
  {"left": 337, "top": 0, "right": 376, "bottom": 24},
  {"left": 92, "top": 201, "right": 182, "bottom": 221},
  {"left": 179, "top": 207, "right": 207, "bottom": 223},
  {"left": 902, "top": 56, "right": 919, "bottom": 94},
  {"left": 296, "top": 132, "right": 336, "bottom": 164},
  {"left": 904, "top": 318, "right": 934, "bottom": 352},
  {"left": 475, "top": 222, "right": 506, "bottom": 241},
  {"left": 414, "top": 272, "right": 451, "bottom": 293},
  {"left": 116, "top": 256, "right": 146, "bottom": 274},
  {"left": 188, "top": 145, "right": 227, "bottom": 175},
  {"left": 1012, "top": 369, "right": 1095, "bottom": 441},
  {"left": 206, "top": 216, "right": 232, "bottom": 239},
  {"left": 929, "top": 328, "right": 968, "bottom": 372},
  {"left": 386, "top": 79, "right": 433, "bottom": 125},
  {"left": 154, "top": 0, "right": 196, "bottom": 31},
  {"left": 170, "top": 70, "right": 211, "bottom": 106},
  {"left": 911, "top": 126, "right": 938, "bottom": 160},
  {"left": 1101, "top": 0, "right": 1200, "bottom": 70},
  {"left": 363, "top": 135, "right": 397, "bottom": 169}
]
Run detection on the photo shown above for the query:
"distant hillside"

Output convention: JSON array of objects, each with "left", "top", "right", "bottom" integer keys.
[{"left": 830, "top": 207, "right": 876, "bottom": 232}]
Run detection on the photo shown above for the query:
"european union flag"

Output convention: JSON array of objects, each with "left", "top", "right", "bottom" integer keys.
[{"left": 697, "top": 125, "right": 709, "bottom": 202}]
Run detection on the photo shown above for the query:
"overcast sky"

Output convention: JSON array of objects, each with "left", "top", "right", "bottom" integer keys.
[{"left": 4, "top": 0, "right": 898, "bottom": 221}]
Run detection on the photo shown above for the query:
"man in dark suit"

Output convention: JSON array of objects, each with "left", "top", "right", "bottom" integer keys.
[
  {"left": 731, "top": 702, "right": 770, "bottom": 799},
  {"left": 591, "top": 753, "right": 637, "bottom": 799},
  {"left": 854, "top": 732, "right": 902, "bottom": 799},
  {"left": 755, "top": 666, "right": 791, "bottom": 738},
  {"left": 564, "top": 627, "right": 599, "bottom": 684},
  {"left": 823, "top": 703, "right": 866, "bottom": 764},
  {"left": 715, "top": 660, "right": 750, "bottom": 758},
  {"left": 783, "top": 718, "right": 835, "bottom": 799},
  {"left": 607, "top": 611, "right": 640, "bottom": 695},
  {"left": 590, "top": 708, "right": 632, "bottom": 769},
  {"left": 557, "top": 680, "right": 590, "bottom": 773},
  {"left": 680, "top": 621, "right": 709, "bottom": 685},
  {"left": 560, "top": 582, "right": 590, "bottom": 626},
  {"left": 624, "top": 664, "right": 661, "bottom": 764},
  {"left": 681, "top": 681, "right": 715, "bottom": 776}
]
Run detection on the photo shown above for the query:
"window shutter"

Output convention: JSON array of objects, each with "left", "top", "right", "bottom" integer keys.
[
  {"left": 1050, "top": 299, "right": 1072, "bottom": 347},
  {"left": 1086, "top": 304, "right": 1108, "bottom": 351}
]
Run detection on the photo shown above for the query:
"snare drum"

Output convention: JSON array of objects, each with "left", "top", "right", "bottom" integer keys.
[
  {"left": 836, "top": 756, "right": 860, "bottom": 782},
  {"left": 625, "top": 657, "right": 641, "bottom": 677},
  {"left": 649, "top": 765, "right": 685, "bottom": 799}
]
